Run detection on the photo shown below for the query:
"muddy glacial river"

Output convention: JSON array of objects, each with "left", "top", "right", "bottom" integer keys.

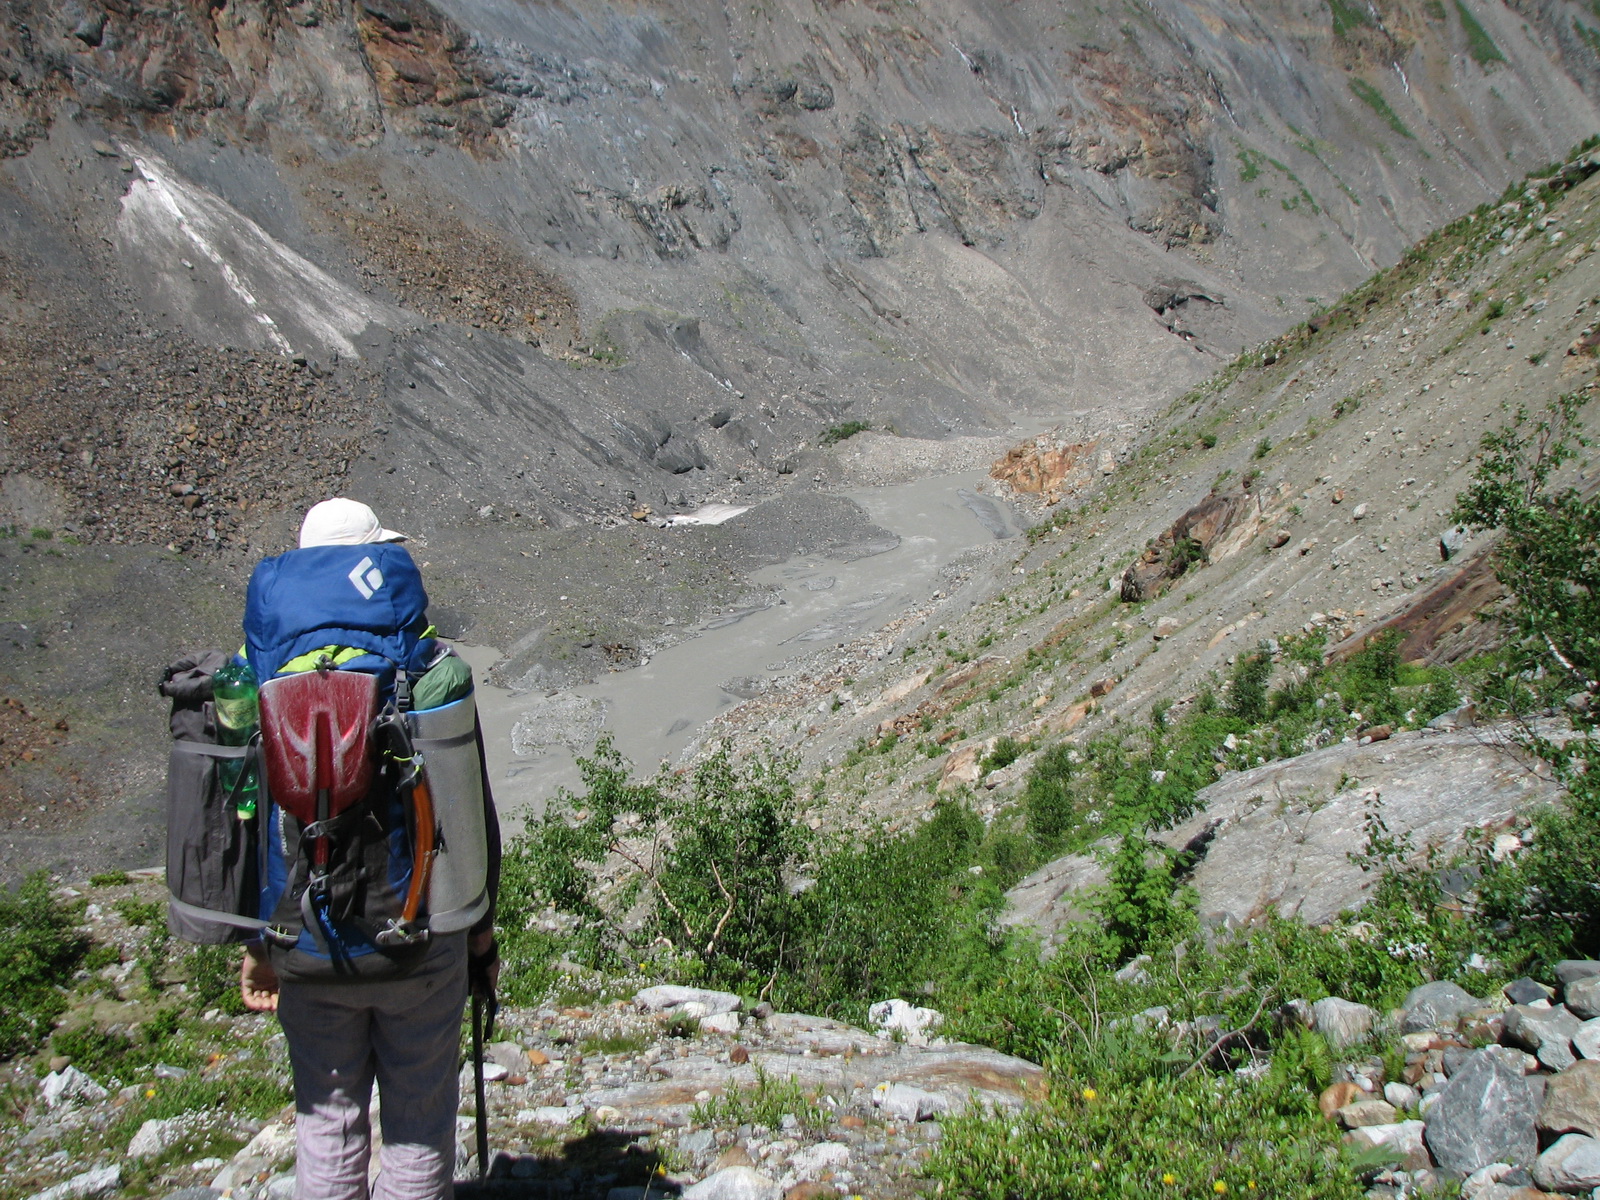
[{"left": 461, "top": 469, "right": 1023, "bottom": 827}]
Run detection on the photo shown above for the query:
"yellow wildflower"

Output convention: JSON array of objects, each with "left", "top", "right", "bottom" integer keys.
[
  {"left": 1214, "top": 1183, "right": 1228, "bottom": 1195},
  {"left": 144, "top": 1087, "right": 156, "bottom": 1099},
  {"left": 1162, "top": 1174, "right": 1176, "bottom": 1185},
  {"left": 1080, "top": 1087, "right": 1098, "bottom": 1101}
]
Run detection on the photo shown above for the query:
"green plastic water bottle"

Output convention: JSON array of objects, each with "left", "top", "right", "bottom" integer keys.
[{"left": 213, "top": 660, "right": 259, "bottom": 819}]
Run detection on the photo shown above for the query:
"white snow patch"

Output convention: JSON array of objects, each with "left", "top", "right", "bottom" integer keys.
[
  {"left": 666, "top": 504, "right": 750, "bottom": 527},
  {"left": 115, "top": 145, "right": 402, "bottom": 360}
]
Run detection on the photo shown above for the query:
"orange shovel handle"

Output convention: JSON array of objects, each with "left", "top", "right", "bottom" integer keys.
[{"left": 402, "top": 769, "right": 436, "bottom": 925}]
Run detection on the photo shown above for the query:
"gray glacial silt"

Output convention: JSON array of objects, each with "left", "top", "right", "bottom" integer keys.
[{"left": 470, "top": 469, "right": 1022, "bottom": 824}]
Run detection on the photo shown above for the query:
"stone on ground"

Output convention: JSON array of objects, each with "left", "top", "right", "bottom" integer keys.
[
  {"left": 1534, "top": 1133, "right": 1600, "bottom": 1192},
  {"left": 1311, "top": 997, "right": 1375, "bottom": 1048},
  {"left": 1538, "top": 1059, "right": 1600, "bottom": 1138},
  {"left": 1566, "top": 976, "right": 1600, "bottom": 1021},
  {"left": 24, "top": 1165, "right": 121, "bottom": 1200},
  {"left": 1503, "top": 1004, "right": 1581, "bottom": 1071},
  {"left": 1557, "top": 961, "right": 1600, "bottom": 991},
  {"left": 635, "top": 986, "right": 743, "bottom": 1018},
  {"left": 681, "top": 1166, "right": 782, "bottom": 1200},
  {"left": 1402, "top": 981, "right": 1482, "bottom": 1034},
  {"left": 1424, "top": 1048, "right": 1539, "bottom": 1173}
]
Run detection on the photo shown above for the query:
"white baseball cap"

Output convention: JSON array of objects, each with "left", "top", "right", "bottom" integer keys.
[{"left": 298, "top": 498, "right": 408, "bottom": 547}]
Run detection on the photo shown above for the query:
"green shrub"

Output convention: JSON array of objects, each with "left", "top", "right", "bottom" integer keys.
[
  {"left": 51, "top": 1025, "right": 136, "bottom": 1075},
  {"left": 1022, "top": 744, "right": 1079, "bottom": 851},
  {"left": 1454, "top": 392, "right": 1598, "bottom": 686},
  {"left": 929, "top": 1054, "right": 1361, "bottom": 1199},
  {"left": 0, "top": 874, "right": 87, "bottom": 1058},
  {"left": 1228, "top": 645, "right": 1273, "bottom": 723},
  {"left": 186, "top": 944, "right": 247, "bottom": 1016},
  {"left": 1451, "top": 392, "right": 1600, "bottom": 970},
  {"left": 506, "top": 737, "right": 804, "bottom": 993},
  {"left": 982, "top": 735, "right": 1027, "bottom": 773},
  {"left": 819, "top": 420, "right": 871, "bottom": 446},
  {"left": 1094, "top": 834, "right": 1193, "bottom": 961},
  {"left": 693, "top": 1067, "right": 831, "bottom": 1132},
  {"left": 116, "top": 897, "right": 163, "bottom": 927},
  {"left": 781, "top": 801, "right": 999, "bottom": 1016}
]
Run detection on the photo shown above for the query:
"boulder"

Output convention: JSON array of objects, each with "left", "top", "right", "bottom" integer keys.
[
  {"left": 682, "top": 1167, "right": 782, "bottom": 1200},
  {"left": 1556, "top": 961, "right": 1600, "bottom": 991},
  {"left": 1119, "top": 489, "right": 1254, "bottom": 603},
  {"left": 872, "top": 1083, "right": 949, "bottom": 1121},
  {"left": 700, "top": 1012, "right": 740, "bottom": 1034},
  {"left": 869, "top": 1000, "right": 944, "bottom": 1046},
  {"left": 1503, "top": 1004, "right": 1581, "bottom": 1071},
  {"left": 1385, "top": 1082, "right": 1420, "bottom": 1111},
  {"left": 1403, "top": 981, "right": 1483, "bottom": 1034},
  {"left": 635, "top": 987, "right": 742, "bottom": 1019},
  {"left": 485, "top": 1042, "right": 530, "bottom": 1072},
  {"left": 1424, "top": 1048, "right": 1539, "bottom": 1173},
  {"left": 1575, "top": 1019, "right": 1600, "bottom": 1061},
  {"left": 23, "top": 1166, "right": 121, "bottom": 1200},
  {"left": 1312, "top": 997, "right": 1376, "bottom": 1049},
  {"left": 127, "top": 1116, "right": 183, "bottom": 1159},
  {"left": 212, "top": 1117, "right": 297, "bottom": 1191},
  {"left": 1533, "top": 1133, "right": 1600, "bottom": 1192},
  {"left": 1461, "top": 1163, "right": 1514, "bottom": 1199},
  {"left": 1345, "top": 1120, "right": 1430, "bottom": 1171},
  {"left": 1004, "top": 725, "right": 1564, "bottom": 940},
  {"left": 786, "top": 1142, "right": 850, "bottom": 1181},
  {"left": 1338, "top": 1099, "right": 1398, "bottom": 1128},
  {"left": 1566, "top": 976, "right": 1600, "bottom": 1021},
  {"left": 1504, "top": 978, "right": 1556, "bottom": 1006},
  {"left": 40, "top": 1066, "right": 107, "bottom": 1108},
  {"left": 1539, "top": 1060, "right": 1600, "bottom": 1138}
]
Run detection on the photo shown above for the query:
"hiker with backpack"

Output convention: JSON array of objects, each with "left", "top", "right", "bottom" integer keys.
[{"left": 161, "top": 498, "right": 501, "bottom": 1200}]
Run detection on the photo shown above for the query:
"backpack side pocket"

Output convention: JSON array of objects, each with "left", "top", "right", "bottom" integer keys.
[{"left": 165, "top": 741, "right": 263, "bottom": 944}]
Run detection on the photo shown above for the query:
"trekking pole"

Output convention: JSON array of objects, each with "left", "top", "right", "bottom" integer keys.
[{"left": 472, "top": 993, "right": 489, "bottom": 1179}]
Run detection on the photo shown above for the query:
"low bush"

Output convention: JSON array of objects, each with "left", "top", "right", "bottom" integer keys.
[
  {"left": 819, "top": 421, "right": 871, "bottom": 446},
  {"left": 0, "top": 874, "right": 87, "bottom": 1058}
]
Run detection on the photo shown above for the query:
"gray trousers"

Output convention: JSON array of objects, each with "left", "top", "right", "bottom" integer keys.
[{"left": 277, "top": 935, "right": 467, "bottom": 1200}]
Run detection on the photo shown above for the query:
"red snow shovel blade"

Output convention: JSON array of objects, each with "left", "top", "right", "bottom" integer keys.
[{"left": 258, "top": 671, "right": 379, "bottom": 824}]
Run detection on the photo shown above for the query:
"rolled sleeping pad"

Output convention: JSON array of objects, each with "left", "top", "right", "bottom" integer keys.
[{"left": 407, "top": 689, "right": 491, "bottom": 934}]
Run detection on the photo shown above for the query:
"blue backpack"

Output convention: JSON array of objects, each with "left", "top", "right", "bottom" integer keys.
[{"left": 165, "top": 543, "right": 491, "bottom": 975}]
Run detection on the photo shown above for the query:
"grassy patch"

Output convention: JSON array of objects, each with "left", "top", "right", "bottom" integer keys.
[
  {"left": 1329, "top": 0, "right": 1373, "bottom": 39},
  {"left": 1456, "top": 0, "right": 1505, "bottom": 64},
  {"left": 0, "top": 875, "right": 88, "bottom": 1058},
  {"left": 581, "top": 1031, "right": 650, "bottom": 1056},
  {"left": 819, "top": 420, "right": 871, "bottom": 446},
  {"left": 692, "top": 1067, "right": 833, "bottom": 1132},
  {"left": 1349, "top": 78, "right": 1415, "bottom": 140}
]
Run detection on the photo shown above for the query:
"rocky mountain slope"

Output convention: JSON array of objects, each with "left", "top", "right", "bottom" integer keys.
[
  {"left": 695, "top": 145, "right": 1600, "bottom": 864},
  {"left": 1, "top": 0, "right": 1599, "bottom": 872}
]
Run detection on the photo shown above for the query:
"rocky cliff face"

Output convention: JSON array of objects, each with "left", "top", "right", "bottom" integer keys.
[{"left": 6, "top": 0, "right": 1600, "bottom": 540}]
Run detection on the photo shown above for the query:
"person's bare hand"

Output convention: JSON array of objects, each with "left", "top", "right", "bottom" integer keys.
[{"left": 241, "top": 946, "right": 280, "bottom": 1013}]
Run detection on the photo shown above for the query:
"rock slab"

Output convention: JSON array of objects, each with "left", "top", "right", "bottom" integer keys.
[
  {"left": 1312, "top": 997, "right": 1376, "bottom": 1049},
  {"left": 1539, "top": 1060, "right": 1600, "bottom": 1138},
  {"left": 1534, "top": 1133, "right": 1600, "bottom": 1192},
  {"left": 1424, "top": 1048, "right": 1539, "bottom": 1173},
  {"left": 681, "top": 1167, "right": 782, "bottom": 1200}
]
